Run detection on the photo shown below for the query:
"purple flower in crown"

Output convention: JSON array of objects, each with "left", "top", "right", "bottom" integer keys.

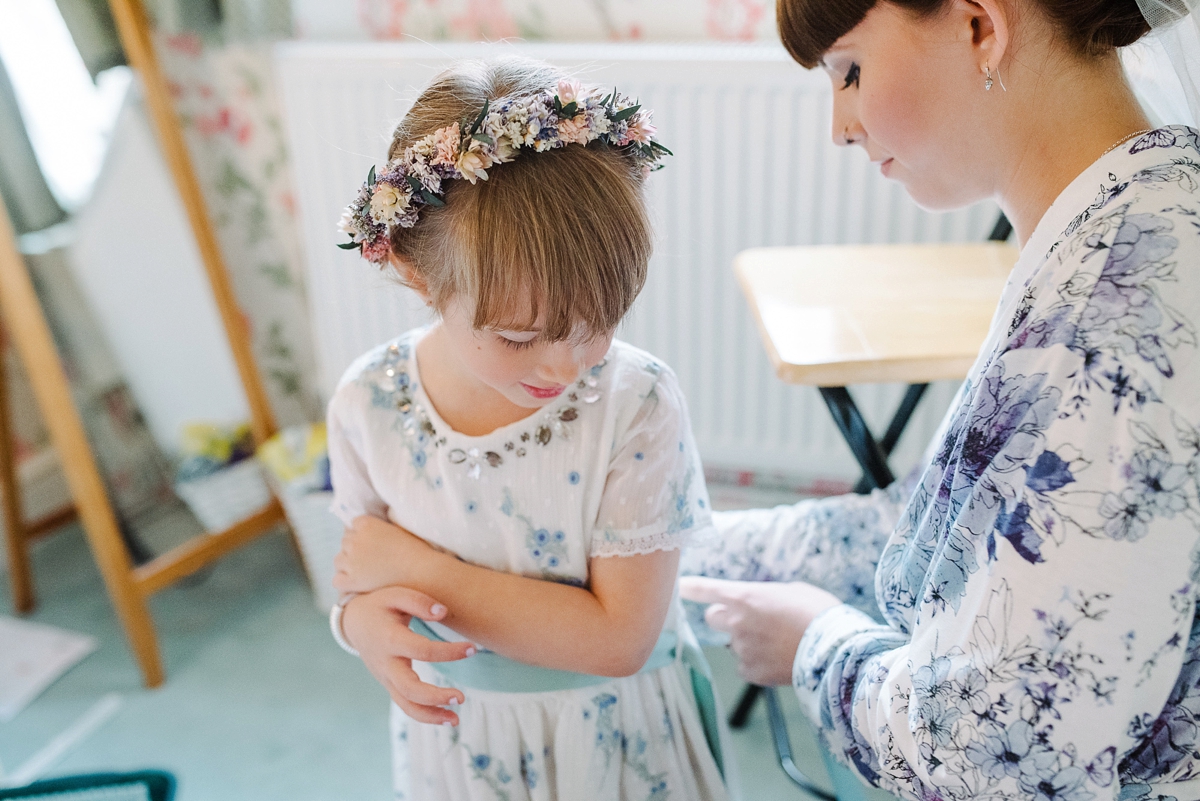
[{"left": 337, "top": 78, "right": 672, "bottom": 264}]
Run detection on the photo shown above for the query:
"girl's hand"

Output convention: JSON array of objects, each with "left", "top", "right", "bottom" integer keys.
[
  {"left": 340, "top": 586, "right": 475, "bottom": 725},
  {"left": 334, "top": 515, "right": 435, "bottom": 594},
  {"left": 678, "top": 576, "right": 841, "bottom": 687}
]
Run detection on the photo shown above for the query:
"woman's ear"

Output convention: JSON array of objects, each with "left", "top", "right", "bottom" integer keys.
[
  {"left": 956, "top": 0, "right": 1012, "bottom": 83},
  {"left": 389, "top": 253, "right": 433, "bottom": 306}
]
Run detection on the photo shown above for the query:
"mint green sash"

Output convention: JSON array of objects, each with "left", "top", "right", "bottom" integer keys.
[{"left": 409, "top": 618, "right": 724, "bottom": 777}]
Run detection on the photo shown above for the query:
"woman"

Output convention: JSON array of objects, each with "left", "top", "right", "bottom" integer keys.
[{"left": 679, "top": 0, "right": 1200, "bottom": 798}]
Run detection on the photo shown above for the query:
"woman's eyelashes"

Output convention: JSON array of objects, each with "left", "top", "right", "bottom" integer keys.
[{"left": 842, "top": 62, "right": 861, "bottom": 90}]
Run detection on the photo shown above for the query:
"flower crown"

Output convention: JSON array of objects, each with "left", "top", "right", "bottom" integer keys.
[{"left": 337, "top": 79, "right": 671, "bottom": 264}]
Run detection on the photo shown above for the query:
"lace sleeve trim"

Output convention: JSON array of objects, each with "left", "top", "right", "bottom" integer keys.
[{"left": 590, "top": 529, "right": 693, "bottom": 558}]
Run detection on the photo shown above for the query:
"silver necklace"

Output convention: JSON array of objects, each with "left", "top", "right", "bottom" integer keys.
[{"left": 1101, "top": 128, "right": 1156, "bottom": 159}]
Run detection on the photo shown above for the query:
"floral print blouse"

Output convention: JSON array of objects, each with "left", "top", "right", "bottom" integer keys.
[{"left": 784, "top": 127, "right": 1200, "bottom": 801}]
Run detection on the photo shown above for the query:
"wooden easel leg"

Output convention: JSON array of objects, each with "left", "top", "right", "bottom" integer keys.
[
  {"left": 0, "top": 334, "right": 35, "bottom": 613},
  {"left": 0, "top": 200, "right": 164, "bottom": 687}
]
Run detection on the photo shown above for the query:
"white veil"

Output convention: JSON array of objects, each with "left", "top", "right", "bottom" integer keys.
[{"left": 1124, "top": 0, "right": 1200, "bottom": 127}]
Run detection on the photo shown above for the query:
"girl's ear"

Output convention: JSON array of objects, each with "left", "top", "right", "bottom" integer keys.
[{"left": 389, "top": 253, "right": 433, "bottom": 306}]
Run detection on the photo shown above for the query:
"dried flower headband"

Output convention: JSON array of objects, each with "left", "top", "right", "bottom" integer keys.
[{"left": 337, "top": 79, "right": 672, "bottom": 264}]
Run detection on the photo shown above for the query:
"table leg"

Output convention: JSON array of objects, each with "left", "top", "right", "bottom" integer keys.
[
  {"left": 818, "top": 387, "right": 895, "bottom": 491},
  {"left": 852, "top": 383, "right": 929, "bottom": 494}
]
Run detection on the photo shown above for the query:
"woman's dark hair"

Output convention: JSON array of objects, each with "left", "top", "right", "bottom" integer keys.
[{"left": 777, "top": 0, "right": 1155, "bottom": 68}]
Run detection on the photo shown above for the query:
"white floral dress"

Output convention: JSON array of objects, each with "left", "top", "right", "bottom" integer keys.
[
  {"left": 686, "top": 126, "right": 1200, "bottom": 801},
  {"left": 327, "top": 331, "right": 728, "bottom": 801}
]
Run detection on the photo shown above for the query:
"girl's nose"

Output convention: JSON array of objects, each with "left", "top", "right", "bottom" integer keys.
[{"left": 538, "top": 344, "right": 582, "bottom": 386}]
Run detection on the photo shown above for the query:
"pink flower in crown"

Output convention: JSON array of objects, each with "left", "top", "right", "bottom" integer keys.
[
  {"left": 556, "top": 116, "right": 591, "bottom": 145},
  {"left": 430, "top": 123, "right": 461, "bottom": 167},
  {"left": 623, "top": 113, "right": 657, "bottom": 145},
  {"left": 556, "top": 79, "right": 585, "bottom": 105},
  {"left": 362, "top": 237, "right": 391, "bottom": 264}
]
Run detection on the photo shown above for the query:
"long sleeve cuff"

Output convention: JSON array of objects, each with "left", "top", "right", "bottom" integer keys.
[{"left": 792, "top": 603, "right": 890, "bottom": 723}]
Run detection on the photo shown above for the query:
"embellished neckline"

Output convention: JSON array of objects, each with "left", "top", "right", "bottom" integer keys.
[{"left": 366, "top": 334, "right": 609, "bottom": 479}]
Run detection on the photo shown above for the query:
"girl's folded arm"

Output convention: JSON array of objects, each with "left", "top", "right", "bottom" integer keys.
[{"left": 406, "top": 541, "right": 680, "bottom": 677}]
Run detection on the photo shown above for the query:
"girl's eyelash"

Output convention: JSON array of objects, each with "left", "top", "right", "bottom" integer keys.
[
  {"left": 500, "top": 337, "right": 536, "bottom": 351},
  {"left": 843, "top": 63, "right": 861, "bottom": 90}
]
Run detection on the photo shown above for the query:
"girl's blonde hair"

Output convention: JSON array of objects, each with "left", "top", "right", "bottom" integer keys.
[{"left": 387, "top": 56, "right": 653, "bottom": 341}]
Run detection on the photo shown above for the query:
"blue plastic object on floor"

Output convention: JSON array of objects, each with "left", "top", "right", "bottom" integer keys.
[{"left": 0, "top": 772, "right": 174, "bottom": 801}]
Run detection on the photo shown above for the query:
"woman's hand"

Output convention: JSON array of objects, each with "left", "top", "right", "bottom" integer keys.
[
  {"left": 678, "top": 576, "right": 841, "bottom": 687},
  {"left": 340, "top": 587, "right": 475, "bottom": 725},
  {"left": 333, "top": 515, "right": 435, "bottom": 594}
]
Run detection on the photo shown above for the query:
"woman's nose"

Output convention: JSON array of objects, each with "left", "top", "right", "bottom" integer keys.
[{"left": 831, "top": 99, "right": 864, "bottom": 147}]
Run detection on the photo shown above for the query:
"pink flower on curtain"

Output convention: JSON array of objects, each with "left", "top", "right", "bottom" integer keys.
[
  {"left": 358, "top": 0, "right": 410, "bottom": 40},
  {"left": 165, "top": 33, "right": 203, "bottom": 57},
  {"left": 451, "top": 0, "right": 518, "bottom": 40},
  {"left": 705, "top": 0, "right": 767, "bottom": 41}
]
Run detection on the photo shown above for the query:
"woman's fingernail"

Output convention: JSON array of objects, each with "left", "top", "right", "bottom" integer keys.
[
  {"left": 430, "top": 603, "right": 447, "bottom": 616},
  {"left": 464, "top": 646, "right": 477, "bottom": 657},
  {"left": 442, "top": 720, "right": 452, "bottom": 727}
]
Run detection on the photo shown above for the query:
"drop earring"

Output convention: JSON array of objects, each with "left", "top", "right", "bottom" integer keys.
[{"left": 984, "top": 63, "right": 993, "bottom": 91}]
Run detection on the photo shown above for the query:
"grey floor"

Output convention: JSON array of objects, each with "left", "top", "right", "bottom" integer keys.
[{"left": 0, "top": 489, "right": 840, "bottom": 800}]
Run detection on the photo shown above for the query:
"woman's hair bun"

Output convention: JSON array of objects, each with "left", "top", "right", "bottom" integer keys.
[{"left": 1041, "top": 0, "right": 1152, "bottom": 54}]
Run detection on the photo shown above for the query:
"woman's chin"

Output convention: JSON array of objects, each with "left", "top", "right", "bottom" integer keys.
[{"left": 903, "top": 181, "right": 989, "bottom": 214}]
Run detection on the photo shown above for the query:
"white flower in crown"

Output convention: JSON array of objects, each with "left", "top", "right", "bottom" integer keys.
[
  {"left": 337, "top": 208, "right": 358, "bottom": 237},
  {"left": 456, "top": 139, "right": 494, "bottom": 184},
  {"left": 370, "top": 182, "right": 409, "bottom": 223}
]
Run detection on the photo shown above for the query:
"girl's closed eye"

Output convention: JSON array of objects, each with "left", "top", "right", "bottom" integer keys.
[
  {"left": 842, "top": 62, "right": 860, "bottom": 90},
  {"left": 501, "top": 337, "right": 537, "bottom": 351},
  {"left": 494, "top": 330, "right": 539, "bottom": 351}
]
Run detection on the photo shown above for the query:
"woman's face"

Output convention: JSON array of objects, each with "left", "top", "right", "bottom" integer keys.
[{"left": 821, "top": 1, "right": 995, "bottom": 210}]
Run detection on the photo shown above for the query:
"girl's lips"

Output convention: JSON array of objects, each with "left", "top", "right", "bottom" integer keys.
[{"left": 521, "top": 382, "right": 565, "bottom": 399}]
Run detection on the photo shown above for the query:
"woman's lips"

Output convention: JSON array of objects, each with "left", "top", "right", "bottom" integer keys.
[{"left": 520, "top": 382, "right": 565, "bottom": 399}]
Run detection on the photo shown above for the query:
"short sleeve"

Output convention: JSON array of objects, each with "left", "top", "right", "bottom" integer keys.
[
  {"left": 326, "top": 388, "right": 388, "bottom": 526},
  {"left": 590, "top": 367, "right": 712, "bottom": 557}
]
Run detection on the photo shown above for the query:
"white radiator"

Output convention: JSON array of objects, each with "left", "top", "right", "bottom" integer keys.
[{"left": 275, "top": 42, "right": 999, "bottom": 485}]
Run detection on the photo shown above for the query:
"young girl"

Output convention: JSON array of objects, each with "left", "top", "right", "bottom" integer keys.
[{"left": 325, "top": 56, "right": 729, "bottom": 800}]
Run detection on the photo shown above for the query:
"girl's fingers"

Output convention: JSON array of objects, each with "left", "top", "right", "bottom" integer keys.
[
  {"left": 386, "top": 680, "right": 460, "bottom": 726},
  {"left": 388, "top": 624, "right": 476, "bottom": 664},
  {"left": 389, "top": 660, "right": 466, "bottom": 708},
  {"left": 376, "top": 585, "right": 451, "bottom": 621}
]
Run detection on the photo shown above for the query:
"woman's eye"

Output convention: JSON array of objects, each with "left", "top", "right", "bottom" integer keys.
[{"left": 842, "top": 63, "right": 860, "bottom": 90}]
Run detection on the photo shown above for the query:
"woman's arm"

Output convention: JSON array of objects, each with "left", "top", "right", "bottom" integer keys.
[
  {"left": 691, "top": 350, "right": 1200, "bottom": 800},
  {"left": 336, "top": 515, "right": 679, "bottom": 677},
  {"left": 681, "top": 485, "right": 910, "bottom": 619}
]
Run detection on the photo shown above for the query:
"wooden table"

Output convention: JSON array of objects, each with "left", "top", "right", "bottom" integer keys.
[{"left": 735, "top": 242, "right": 1017, "bottom": 489}]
